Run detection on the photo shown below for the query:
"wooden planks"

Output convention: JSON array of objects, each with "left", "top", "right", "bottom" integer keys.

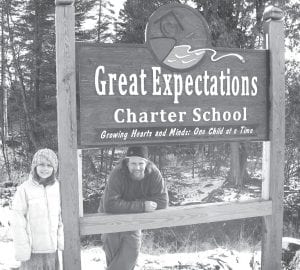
[
  {"left": 80, "top": 200, "right": 272, "bottom": 235},
  {"left": 56, "top": 3, "right": 81, "bottom": 270}
]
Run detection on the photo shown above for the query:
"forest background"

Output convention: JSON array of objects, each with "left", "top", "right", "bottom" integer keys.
[{"left": 0, "top": 0, "right": 299, "bottom": 268}]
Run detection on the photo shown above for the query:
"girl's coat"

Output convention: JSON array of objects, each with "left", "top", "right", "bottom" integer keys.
[{"left": 11, "top": 176, "right": 64, "bottom": 261}]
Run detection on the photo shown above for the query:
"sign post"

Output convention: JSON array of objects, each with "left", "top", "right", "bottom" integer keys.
[
  {"left": 262, "top": 6, "right": 285, "bottom": 270},
  {"left": 55, "top": 1, "right": 81, "bottom": 269}
]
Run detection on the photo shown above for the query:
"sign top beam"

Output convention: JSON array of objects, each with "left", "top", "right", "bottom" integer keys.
[{"left": 55, "top": 0, "right": 74, "bottom": 6}]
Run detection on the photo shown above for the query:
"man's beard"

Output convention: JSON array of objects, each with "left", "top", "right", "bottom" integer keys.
[{"left": 130, "top": 170, "right": 145, "bottom": 181}]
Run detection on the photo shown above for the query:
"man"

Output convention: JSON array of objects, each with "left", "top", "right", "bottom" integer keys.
[{"left": 100, "top": 145, "right": 168, "bottom": 270}]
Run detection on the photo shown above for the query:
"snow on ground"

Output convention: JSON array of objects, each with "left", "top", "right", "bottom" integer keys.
[
  {"left": 0, "top": 177, "right": 262, "bottom": 270},
  {"left": 1, "top": 215, "right": 261, "bottom": 270},
  {"left": 167, "top": 170, "right": 227, "bottom": 205},
  {"left": 81, "top": 245, "right": 261, "bottom": 270},
  {"left": 1, "top": 205, "right": 261, "bottom": 270},
  {"left": 168, "top": 171, "right": 261, "bottom": 205},
  {"left": 0, "top": 222, "right": 20, "bottom": 270},
  {"left": 221, "top": 187, "right": 259, "bottom": 202},
  {"left": 0, "top": 241, "right": 20, "bottom": 270},
  {"left": 0, "top": 234, "right": 261, "bottom": 270},
  {"left": 0, "top": 206, "right": 20, "bottom": 270},
  {"left": 179, "top": 174, "right": 226, "bottom": 205},
  {"left": 0, "top": 172, "right": 261, "bottom": 270},
  {"left": 81, "top": 246, "right": 106, "bottom": 270}
]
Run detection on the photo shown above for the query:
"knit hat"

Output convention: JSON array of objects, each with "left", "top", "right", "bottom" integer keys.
[
  {"left": 126, "top": 146, "right": 148, "bottom": 159},
  {"left": 31, "top": 148, "right": 58, "bottom": 174}
]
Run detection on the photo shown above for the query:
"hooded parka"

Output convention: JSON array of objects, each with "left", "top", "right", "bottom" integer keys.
[{"left": 11, "top": 149, "right": 64, "bottom": 262}]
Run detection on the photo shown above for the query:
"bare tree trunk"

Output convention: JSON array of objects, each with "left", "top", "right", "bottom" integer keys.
[
  {"left": 0, "top": 4, "right": 11, "bottom": 181},
  {"left": 230, "top": 142, "right": 241, "bottom": 185},
  {"left": 158, "top": 149, "right": 163, "bottom": 171},
  {"left": 239, "top": 142, "right": 249, "bottom": 182},
  {"left": 97, "top": 0, "right": 102, "bottom": 42},
  {"left": 0, "top": 4, "right": 5, "bottom": 132},
  {"left": 33, "top": 0, "right": 42, "bottom": 112},
  {"left": 250, "top": 0, "right": 265, "bottom": 48},
  {"left": 230, "top": 142, "right": 248, "bottom": 187},
  {"left": 5, "top": 2, "right": 38, "bottom": 151},
  {"left": 100, "top": 148, "right": 104, "bottom": 171},
  {"left": 191, "top": 146, "right": 196, "bottom": 178},
  {"left": 105, "top": 151, "right": 108, "bottom": 184},
  {"left": 109, "top": 147, "right": 115, "bottom": 170}
]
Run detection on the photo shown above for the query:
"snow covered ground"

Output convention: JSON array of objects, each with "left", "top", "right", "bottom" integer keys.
[
  {"left": 174, "top": 174, "right": 227, "bottom": 205},
  {"left": 81, "top": 245, "right": 261, "bottom": 270},
  {"left": 166, "top": 169, "right": 261, "bottom": 206},
  {"left": 0, "top": 173, "right": 263, "bottom": 270},
  {"left": 0, "top": 236, "right": 260, "bottom": 270},
  {"left": 0, "top": 204, "right": 261, "bottom": 270}
]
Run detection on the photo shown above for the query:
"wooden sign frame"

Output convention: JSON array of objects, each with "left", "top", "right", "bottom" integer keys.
[{"left": 55, "top": 2, "right": 285, "bottom": 270}]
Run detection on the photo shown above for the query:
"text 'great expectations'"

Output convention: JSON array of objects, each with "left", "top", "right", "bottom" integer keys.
[{"left": 95, "top": 66, "right": 258, "bottom": 105}]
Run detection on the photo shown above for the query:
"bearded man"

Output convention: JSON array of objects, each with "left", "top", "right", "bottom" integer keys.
[{"left": 100, "top": 145, "right": 168, "bottom": 270}]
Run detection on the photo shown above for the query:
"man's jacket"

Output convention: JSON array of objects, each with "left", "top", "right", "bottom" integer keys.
[{"left": 101, "top": 159, "right": 168, "bottom": 213}]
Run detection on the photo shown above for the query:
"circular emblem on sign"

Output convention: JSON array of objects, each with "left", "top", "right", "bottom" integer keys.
[{"left": 146, "top": 3, "right": 211, "bottom": 71}]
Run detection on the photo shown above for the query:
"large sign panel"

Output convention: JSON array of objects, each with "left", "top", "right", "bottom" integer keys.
[{"left": 77, "top": 4, "right": 269, "bottom": 147}]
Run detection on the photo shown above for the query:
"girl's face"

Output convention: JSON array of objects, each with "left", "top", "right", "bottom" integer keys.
[{"left": 36, "top": 162, "right": 54, "bottom": 179}]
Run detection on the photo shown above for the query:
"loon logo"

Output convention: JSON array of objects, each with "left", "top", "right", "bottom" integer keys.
[
  {"left": 146, "top": 3, "right": 211, "bottom": 71},
  {"left": 146, "top": 4, "right": 245, "bottom": 71}
]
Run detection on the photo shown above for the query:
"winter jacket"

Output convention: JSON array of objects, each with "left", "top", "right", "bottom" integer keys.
[
  {"left": 11, "top": 177, "right": 64, "bottom": 262},
  {"left": 102, "top": 159, "right": 168, "bottom": 214}
]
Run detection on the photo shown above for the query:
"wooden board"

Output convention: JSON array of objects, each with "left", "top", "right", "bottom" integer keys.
[
  {"left": 77, "top": 43, "right": 269, "bottom": 147},
  {"left": 80, "top": 200, "right": 272, "bottom": 235}
]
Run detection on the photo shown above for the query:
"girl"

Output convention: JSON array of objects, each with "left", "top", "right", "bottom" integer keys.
[{"left": 11, "top": 148, "right": 64, "bottom": 270}]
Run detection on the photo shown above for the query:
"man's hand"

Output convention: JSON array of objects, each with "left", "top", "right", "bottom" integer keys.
[{"left": 144, "top": 201, "right": 157, "bottom": 212}]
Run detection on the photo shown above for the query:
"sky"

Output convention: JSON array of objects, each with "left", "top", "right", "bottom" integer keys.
[{"left": 113, "top": 0, "right": 126, "bottom": 15}]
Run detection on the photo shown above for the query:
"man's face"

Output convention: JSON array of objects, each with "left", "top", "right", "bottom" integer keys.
[{"left": 127, "top": 156, "right": 147, "bottom": 181}]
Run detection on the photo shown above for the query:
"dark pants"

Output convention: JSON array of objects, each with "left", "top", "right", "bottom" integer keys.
[
  {"left": 19, "top": 252, "right": 59, "bottom": 270},
  {"left": 102, "top": 230, "right": 142, "bottom": 270}
]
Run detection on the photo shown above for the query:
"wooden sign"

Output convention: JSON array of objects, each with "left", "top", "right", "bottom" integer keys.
[
  {"left": 58, "top": 2, "right": 284, "bottom": 270},
  {"left": 77, "top": 4, "right": 269, "bottom": 147}
]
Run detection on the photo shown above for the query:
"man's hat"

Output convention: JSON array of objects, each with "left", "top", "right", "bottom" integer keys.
[{"left": 126, "top": 146, "right": 148, "bottom": 159}]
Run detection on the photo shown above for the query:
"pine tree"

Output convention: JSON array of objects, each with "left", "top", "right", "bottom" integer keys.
[
  {"left": 20, "top": 0, "right": 56, "bottom": 112},
  {"left": 116, "top": 0, "right": 179, "bottom": 44},
  {"left": 81, "top": 0, "right": 116, "bottom": 42},
  {"left": 94, "top": 0, "right": 116, "bottom": 42},
  {"left": 75, "top": 0, "right": 98, "bottom": 40}
]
